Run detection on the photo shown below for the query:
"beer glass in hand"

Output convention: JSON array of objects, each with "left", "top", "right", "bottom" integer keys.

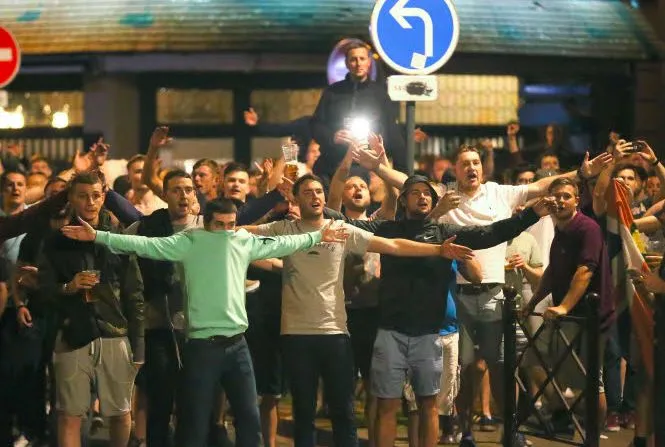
[
  {"left": 282, "top": 143, "right": 300, "bottom": 182},
  {"left": 81, "top": 270, "right": 100, "bottom": 302}
]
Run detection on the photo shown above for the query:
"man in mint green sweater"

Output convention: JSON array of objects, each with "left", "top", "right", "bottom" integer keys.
[{"left": 61, "top": 198, "right": 348, "bottom": 447}]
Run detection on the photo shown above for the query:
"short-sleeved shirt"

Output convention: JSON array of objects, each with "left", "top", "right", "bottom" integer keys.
[
  {"left": 256, "top": 219, "right": 373, "bottom": 335},
  {"left": 505, "top": 232, "right": 543, "bottom": 296},
  {"left": 549, "top": 212, "right": 615, "bottom": 329},
  {"left": 526, "top": 215, "right": 555, "bottom": 269},
  {"left": 439, "top": 182, "right": 529, "bottom": 284}
]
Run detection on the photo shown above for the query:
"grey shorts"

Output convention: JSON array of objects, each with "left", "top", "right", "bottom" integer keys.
[
  {"left": 403, "top": 332, "right": 460, "bottom": 414},
  {"left": 53, "top": 334, "right": 139, "bottom": 417},
  {"left": 458, "top": 314, "right": 504, "bottom": 368},
  {"left": 371, "top": 329, "right": 443, "bottom": 399}
]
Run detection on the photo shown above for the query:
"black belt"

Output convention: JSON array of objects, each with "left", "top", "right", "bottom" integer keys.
[
  {"left": 200, "top": 333, "right": 244, "bottom": 348},
  {"left": 458, "top": 283, "right": 503, "bottom": 295}
]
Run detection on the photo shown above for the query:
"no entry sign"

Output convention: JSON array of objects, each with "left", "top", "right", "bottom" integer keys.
[{"left": 0, "top": 27, "right": 20, "bottom": 89}]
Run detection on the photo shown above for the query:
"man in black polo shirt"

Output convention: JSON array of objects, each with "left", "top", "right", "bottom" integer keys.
[{"left": 343, "top": 175, "right": 556, "bottom": 447}]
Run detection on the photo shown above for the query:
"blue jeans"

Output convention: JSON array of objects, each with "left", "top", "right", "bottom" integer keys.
[
  {"left": 282, "top": 334, "right": 358, "bottom": 447},
  {"left": 175, "top": 336, "right": 260, "bottom": 447}
]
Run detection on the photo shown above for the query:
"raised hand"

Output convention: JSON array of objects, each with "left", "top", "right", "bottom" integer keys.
[
  {"left": 244, "top": 108, "right": 259, "bottom": 126},
  {"left": 507, "top": 122, "right": 520, "bottom": 137},
  {"left": 334, "top": 130, "right": 355, "bottom": 147},
  {"left": 634, "top": 140, "right": 658, "bottom": 165},
  {"left": 61, "top": 217, "right": 97, "bottom": 242},
  {"left": 431, "top": 191, "right": 461, "bottom": 217},
  {"left": 320, "top": 220, "right": 350, "bottom": 243},
  {"left": 414, "top": 128, "right": 428, "bottom": 143},
  {"left": 149, "top": 126, "right": 172, "bottom": 150},
  {"left": 276, "top": 177, "right": 295, "bottom": 202},
  {"left": 579, "top": 151, "right": 613, "bottom": 179},
  {"left": 439, "top": 236, "right": 474, "bottom": 261},
  {"left": 352, "top": 147, "right": 382, "bottom": 171},
  {"left": 531, "top": 197, "right": 558, "bottom": 217},
  {"left": 368, "top": 132, "right": 385, "bottom": 155},
  {"left": 613, "top": 139, "right": 633, "bottom": 159},
  {"left": 72, "top": 150, "right": 96, "bottom": 174}
]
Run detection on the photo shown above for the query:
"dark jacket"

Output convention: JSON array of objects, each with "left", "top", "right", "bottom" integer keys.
[
  {"left": 37, "top": 209, "right": 145, "bottom": 361},
  {"left": 311, "top": 74, "right": 405, "bottom": 178},
  {"left": 136, "top": 208, "right": 177, "bottom": 301},
  {"left": 347, "top": 208, "right": 541, "bottom": 336},
  {"left": 135, "top": 208, "right": 185, "bottom": 326}
]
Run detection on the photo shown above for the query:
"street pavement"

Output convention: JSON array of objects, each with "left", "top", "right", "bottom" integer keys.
[{"left": 87, "top": 405, "right": 634, "bottom": 446}]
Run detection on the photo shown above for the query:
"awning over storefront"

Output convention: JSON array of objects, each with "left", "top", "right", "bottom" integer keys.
[{"left": 2, "top": 0, "right": 664, "bottom": 60}]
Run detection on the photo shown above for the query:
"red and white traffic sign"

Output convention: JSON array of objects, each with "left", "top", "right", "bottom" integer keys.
[{"left": 0, "top": 27, "right": 20, "bottom": 89}]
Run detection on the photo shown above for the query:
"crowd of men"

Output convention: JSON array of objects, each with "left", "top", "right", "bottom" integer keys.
[{"left": 0, "top": 40, "right": 663, "bottom": 447}]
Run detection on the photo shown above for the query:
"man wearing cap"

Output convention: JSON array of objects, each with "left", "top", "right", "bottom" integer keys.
[{"left": 332, "top": 174, "right": 557, "bottom": 447}]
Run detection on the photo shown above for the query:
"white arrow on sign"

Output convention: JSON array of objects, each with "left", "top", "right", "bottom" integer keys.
[
  {"left": 389, "top": 0, "right": 433, "bottom": 70},
  {"left": 0, "top": 48, "right": 12, "bottom": 62}
]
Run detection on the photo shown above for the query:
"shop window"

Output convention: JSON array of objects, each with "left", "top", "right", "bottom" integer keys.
[
  {"left": 400, "top": 75, "right": 519, "bottom": 125},
  {"left": 250, "top": 89, "right": 322, "bottom": 123},
  {"left": 156, "top": 89, "right": 233, "bottom": 124},
  {"left": 0, "top": 91, "right": 83, "bottom": 129}
]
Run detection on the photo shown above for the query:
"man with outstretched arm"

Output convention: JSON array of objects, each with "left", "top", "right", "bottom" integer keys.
[
  {"left": 325, "top": 174, "right": 557, "bottom": 447},
  {"left": 242, "top": 173, "right": 474, "bottom": 447},
  {"left": 60, "top": 197, "right": 349, "bottom": 447}
]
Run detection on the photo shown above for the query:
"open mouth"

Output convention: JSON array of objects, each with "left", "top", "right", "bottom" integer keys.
[{"left": 466, "top": 172, "right": 478, "bottom": 181}]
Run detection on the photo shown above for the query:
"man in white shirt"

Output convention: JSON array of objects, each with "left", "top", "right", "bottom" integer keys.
[{"left": 438, "top": 145, "right": 610, "bottom": 446}]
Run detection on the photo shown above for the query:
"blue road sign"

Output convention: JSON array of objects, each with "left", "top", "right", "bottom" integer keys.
[{"left": 370, "top": 0, "right": 460, "bottom": 76}]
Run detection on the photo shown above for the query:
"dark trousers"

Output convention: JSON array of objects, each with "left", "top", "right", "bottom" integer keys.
[
  {"left": 0, "top": 309, "right": 48, "bottom": 444},
  {"left": 145, "top": 329, "right": 184, "bottom": 447},
  {"left": 282, "top": 334, "right": 358, "bottom": 447},
  {"left": 603, "top": 315, "right": 635, "bottom": 414},
  {"left": 175, "top": 336, "right": 260, "bottom": 447}
]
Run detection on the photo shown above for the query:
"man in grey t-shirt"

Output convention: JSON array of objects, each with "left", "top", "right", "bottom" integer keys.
[{"left": 245, "top": 173, "right": 472, "bottom": 447}]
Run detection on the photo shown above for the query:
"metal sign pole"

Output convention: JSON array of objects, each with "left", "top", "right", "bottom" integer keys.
[
  {"left": 370, "top": 0, "right": 460, "bottom": 177},
  {"left": 405, "top": 100, "right": 416, "bottom": 175}
]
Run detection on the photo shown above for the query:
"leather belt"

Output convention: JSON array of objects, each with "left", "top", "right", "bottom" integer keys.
[
  {"left": 457, "top": 283, "right": 503, "bottom": 295},
  {"left": 200, "top": 333, "right": 244, "bottom": 348}
]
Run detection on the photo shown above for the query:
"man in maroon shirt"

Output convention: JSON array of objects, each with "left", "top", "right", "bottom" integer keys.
[{"left": 523, "top": 177, "right": 615, "bottom": 433}]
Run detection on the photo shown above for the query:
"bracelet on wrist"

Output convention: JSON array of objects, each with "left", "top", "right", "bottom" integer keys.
[{"left": 15, "top": 304, "right": 26, "bottom": 310}]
